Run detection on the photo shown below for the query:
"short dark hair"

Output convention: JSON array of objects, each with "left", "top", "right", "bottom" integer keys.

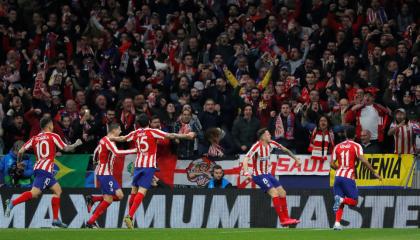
[
  {"left": 345, "top": 126, "right": 356, "bottom": 139},
  {"left": 108, "top": 123, "right": 121, "bottom": 133},
  {"left": 40, "top": 116, "right": 53, "bottom": 129},
  {"left": 212, "top": 164, "right": 223, "bottom": 172},
  {"left": 257, "top": 128, "right": 268, "bottom": 139},
  {"left": 150, "top": 115, "right": 160, "bottom": 122},
  {"left": 137, "top": 114, "right": 150, "bottom": 127}
]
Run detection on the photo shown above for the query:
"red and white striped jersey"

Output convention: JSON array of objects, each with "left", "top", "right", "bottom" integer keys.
[
  {"left": 126, "top": 128, "right": 168, "bottom": 168},
  {"left": 246, "top": 140, "right": 284, "bottom": 176},
  {"left": 390, "top": 121, "right": 418, "bottom": 154},
  {"left": 332, "top": 140, "right": 363, "bottom": 179},
  {"left": 22, "top": 132, "right": 67, "bottom": 173},
  {"left": 93, "top": 136, "right": 136, "bottom": 175}
]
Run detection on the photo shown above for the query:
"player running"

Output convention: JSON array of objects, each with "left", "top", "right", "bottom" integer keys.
[
  {"left": 111, "top": 114, "right": 194, "bottom": 229},
  {"left": 85, "top": 123, "right": 136, "bottom": 228},
  {"left": 330, "top": 126, "right": 382, "bottom": 230},
  {"left": 4, "top": 116, "right": 83, "bottom": 228},
  {"left": 241, "top": 128, "right": 302, "bottom": 227}
]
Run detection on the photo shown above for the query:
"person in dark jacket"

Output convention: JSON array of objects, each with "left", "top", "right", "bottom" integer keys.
[
  {"left": 232, "top": 105, "right": 260, "bottom": 153},
  {"left": 360, "top": 130, "right": 381, "bottom": 154},
  {"left": 198, "top": 99, "right": 223, "bottom": 132},
  {"left": 202, "top": 78, "right": 237, "bottom": 130},
  {"left": 206, "top": 165, "right": 233, "bottom": 189}
]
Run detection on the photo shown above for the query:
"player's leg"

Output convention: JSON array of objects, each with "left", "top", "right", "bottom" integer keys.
[
  {"left": 272, "top": 176, "right": 300, "bottom": 225},
  {"left": 86, "top": 183, "right": 122, "bottom": 213},
  {"left": 341, "top": 178, "right": 358, "bottom": 206},
  {"left": 125, "top": 168, "right": 155, "bottom": 229},
  {"left": 5, "top": 186, "right": 42, "bottom": 217},
  {"left": 128, "top": 186, "right": 138, "bottom": 209},
  {"left": 5, "top": 170, "right": 46, "bottom": 217},
  {"left": 49, "top": 182, "right": 68, "bottom": 228},
  {"left": 333, "top": 177, "right": 345, "bottom": 230},
  {"left": 86, "top": 176, "right": 121, "bottom": 228}
]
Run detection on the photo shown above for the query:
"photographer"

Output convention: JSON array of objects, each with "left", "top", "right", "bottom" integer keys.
[{"left": 0, "top": 141, "right": 33, "bottom": 187}]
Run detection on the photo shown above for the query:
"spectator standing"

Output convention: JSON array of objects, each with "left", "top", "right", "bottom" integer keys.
[
  {"left": 232, "top": 105, "right": 260, "bottom": 154},
  {"left": 308, "top": 116, "right": 335, "bottom": 161},
  {"left": 345, "top": 88, "right": 390, "bottom": 145},
  {"left": 360, "top": 130, "right": 381, "bottom": 154},
  {"left": 388, "top": 108, "right": 419, "bottom": 154},
  {"left": 173, "top": 109, "right": 201, "bottom": 159}
]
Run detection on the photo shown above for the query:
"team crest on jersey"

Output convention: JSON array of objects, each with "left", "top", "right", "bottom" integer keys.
[{"left": 186, "top": 157, "right": 215, "bottom": 187}]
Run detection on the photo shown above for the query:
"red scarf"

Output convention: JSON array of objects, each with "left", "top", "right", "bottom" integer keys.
[
  {"left": 121, "top": 110, "right": 134, "bottom": 130},
  {"left": 179, "top": 122, "right": 191, "bottom": 134},
  {"left": 274, "top": 113, "right": 295, "bottom": 140}
]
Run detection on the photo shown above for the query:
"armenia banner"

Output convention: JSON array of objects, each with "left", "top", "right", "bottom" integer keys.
[{"left": 330, "top": 154, "right": 416, "bottom": 187}]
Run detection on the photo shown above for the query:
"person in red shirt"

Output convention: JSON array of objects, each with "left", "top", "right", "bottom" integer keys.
[
  {"left": 241, "top": 128, "right": 302, "bottom": 227},
  {"left": 4, "top": 116, "right": 82, "bottom": 228},
  {"left": 330, "top": 126, "right": 381, "bottom": 230},
  {"left": 84, "top": 123, "right": 135, "bottom": 228},
  {"left": 111, "top": 114, "right": 194, "bottom": 229}
]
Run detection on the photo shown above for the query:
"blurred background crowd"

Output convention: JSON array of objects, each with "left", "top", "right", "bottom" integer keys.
[{"left": 0, "top": 0, "right": 420, "bottom": 187}]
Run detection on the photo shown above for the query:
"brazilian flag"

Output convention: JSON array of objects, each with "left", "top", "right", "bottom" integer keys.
[{"left": 53, "top": 154, "right": 90, "bottom": 187}]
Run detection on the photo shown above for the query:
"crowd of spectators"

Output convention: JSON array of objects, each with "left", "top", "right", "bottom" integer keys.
[{"left": 0, "top": 0, "right": 419, "bottom": 173}]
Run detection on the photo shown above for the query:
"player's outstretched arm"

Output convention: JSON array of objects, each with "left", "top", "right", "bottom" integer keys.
[
  {"left": 279, "top": 145, "right": 302, "bottom": 167},
  {"left": 359, "top": 155, "right": 382, "bottom": 180},
  {"left": 166, "top": 132, "right": 196, "bottom": 140},
  {"left": 63, "top": 139, "right": 83, "bottom": 152},
  {"left": 17, "top": 147, "right": 27, "bottom": 163},
  {"left": 108, "top": 135, "right": 129, "bottom": 142}
]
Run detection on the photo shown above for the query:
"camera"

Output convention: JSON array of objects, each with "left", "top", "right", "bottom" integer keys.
[{"left": 8, "top": 163, "right": 24, "bottom": 186}]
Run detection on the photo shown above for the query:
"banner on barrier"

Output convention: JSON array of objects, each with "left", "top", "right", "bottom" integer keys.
[
  {"left": 113, "top": 153, "right": 414, "bottom": 187},
  {"left": 329, "top": 154, "right": 416, "bottom": 187},
  {"left": 171, "top": 155, "right": 331, "bottom": 187},
  {"left": 1, "top": 189, "right": 419, "bottom": 228},
  {"left": 53, "top": 154, "right": 90, "bottom": 187}
]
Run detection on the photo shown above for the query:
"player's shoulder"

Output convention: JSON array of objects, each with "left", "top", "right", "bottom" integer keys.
[
  {"left": 99, "top": 136, "right": 108, "bottom": 144},
  {"left": 251, "top": 141, "right": 261, "bottom": 149}
]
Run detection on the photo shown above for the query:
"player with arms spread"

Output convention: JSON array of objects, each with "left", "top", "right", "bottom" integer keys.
[
  {"left": 111, "top": 114, "right": 195, "bottom": 229},
  {"left": 241, "top": 128, "right": 302, "bottom": 227},
  {"left": 4, "top": 116, "right": 83, "bottom": 228},
  {"left": 85, "top": 123, "right": 136, "bottom": 228},
  {"left": 331, "top": 126, "right": 382, "bottom": 230}
]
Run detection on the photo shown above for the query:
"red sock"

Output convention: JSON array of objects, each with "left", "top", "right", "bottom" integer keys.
[
  {"left": 272, "top": 197, "right": 286, "bottom": 222},
  {"left": 279, "top": 197, "right": 290, "bottom": 219},
  {"left": 129, "top": 193, "right": 144, "bottom": 218},
  {"left": 91, "top": 195, "right": 103, "bottom": 203},
  {"left": 12, "top": 191, "right": 32, "bottom": 206},
  {"left": 335, "top": 204, "right": 344, "bottom": 222},
  {"left": 87, "top": 201, "right": 110, "bottom": 225},
  {"left": 51, "top": 197, "right": 60, "bottom": 220},
  {"left": 343, "top": 198, "right": 357, "bottom": 206},
  {"left": 128, "top": 193, "right": 136, "bottom": 209}
]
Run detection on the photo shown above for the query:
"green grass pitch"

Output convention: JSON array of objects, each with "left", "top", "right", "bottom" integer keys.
[{"left": 1, "top": 228, "right": 420, "bottom": 240}]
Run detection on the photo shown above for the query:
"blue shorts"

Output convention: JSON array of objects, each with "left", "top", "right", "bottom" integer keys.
[
  {"left": 252, "top": 174, "right": 282, "bottom": 192},
  {"left": 333, "top": 176, "right": 358, "bottom": 200},
  {"left": 132, "top": 168, "right": 156, "bottom": 189},
  {"left": 33, "top": 170, "right": 57, "bottom": 190},
  {"left": 97, "top": 175, "right": 120, "bottom": 195}
]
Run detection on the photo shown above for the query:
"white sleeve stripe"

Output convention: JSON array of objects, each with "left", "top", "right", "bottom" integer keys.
[{"left": 52, "top": 135, "right": 66, "bottom": 150}]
